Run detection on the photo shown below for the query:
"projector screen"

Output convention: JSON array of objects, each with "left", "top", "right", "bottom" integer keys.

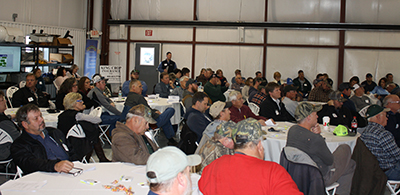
[{"left": 0, "top": 46, "right": 21, "bottom": 73}]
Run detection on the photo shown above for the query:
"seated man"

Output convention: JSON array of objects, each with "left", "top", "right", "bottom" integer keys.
[
  {"left": 170, "top": 76, "right": 189, "bottom": 100},
  {"left": 12, "top": 73, "right": 50, "bottom": 108},
  {"left": 308, "top": 79, "right": 333, "bottom": 102},
  {"left": 122, "top": 79, "right": 176, "bottom": 145},
  {"left": 204, "top": 73, "right": 229, "bottom": 103},
  {"left": 112, "top": 104, "right": 158, "bottom": 165},
  {"left": 387, "top": 82, "right": 400, "bottom": 95},
  {"left": 11, "top": 104, "right": 77, "bottom": 174},
  {"left": 384, "top": 95, "right": 400, "bottom": 147},
  {"left": 146, "top": 146, "right": 201, "bottom": 195},
  {"left": 199, "top": 118, "right": 302, "bottom": 194},
  {"left": 317, "top": 91, "right": 366, "bottom": 128},
  {"left": 122, "top": 69, "right": 147, "bottom": 96},
  {"left": 255, "top": 71, "right": 268, "bottom": 86},
  {"left": 361, "top": 73, "right": 377, "bottom": 93},
  {"left": 182, "top": 78, "right": 198, "bottom": 111},
  {"left": 287, "top": 102, "right": 356, "bottom": 195},
  {"left": 259, "top": 82, "right": 295, "bottom": 122},
  {"left": 338, "top": 82, "right": 357, "bottom": 112},
  {"left": 197, "top": 121, "right": 235, "bottom": 174},
  {"left": 361, "top": 104, "right": 400, "bottom": 180},
  {"left": 350, "top": 84, "right": 371, "bottom": 112},
  {"left": 231, "top": 75, "right": 245, "bottom": 92},
  {"left": 293, "top": 70, "right": 312, "bottom": 98},
  {"left": 196, "top": 101, "right": 232, "bottom": 152},
  {"left": 186, "top": 92, "right": 213, "bottom": 143},
  {"left": 249, "top": 85, "right": 267, "bottom": 107},
  {"left": 229, "top": 90, "right": 267, "bottom": 126},
  {"left": 282, "top": 85, "right": 299, "bottom": 118},
  {"left": 248, "top": 77, "right": 262, "bottom": 101},
  {"left": 87, "top": 75, "right": 121, "bottom": 133},
  {"left": 154, "top": 72, "right": 174, "bottom": 98},
  {"left": 0, "top": 91, "right": 20, "bottom": 161}
]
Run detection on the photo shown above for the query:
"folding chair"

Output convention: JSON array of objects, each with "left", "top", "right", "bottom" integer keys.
[
  {"left": 326, "top": 182, "right": 339, "bottom": 195},
  {"left": 6, "top": 86, "right": 19, "bottom": 108},
  {"left": 89, "top": 107, "right": 112, "bottom": 146},
  {"left": 248, "top": 102, "right": 260, "bottom": 116},
  {"left": 67, "top": 124, "right": 96, "bottom": 164},
  {"left": 387, "top": 180, "right": 400, "bottom": 195},
  {"left": 0, "top": 128, "right": 16, "bottom": 178},
  {"left": 145, "top": 130, "right": 159, "bottom": 148},
  {"left": 13, "top": 166, "right": 23, "bottom": 180}
]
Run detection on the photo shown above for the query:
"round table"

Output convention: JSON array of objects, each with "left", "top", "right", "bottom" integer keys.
[
  {"left": 4, "top": 108, "right": 61, "bottom": 128},
  {"left": 262, "top": 122, "right": 359, "bottom": 163}
]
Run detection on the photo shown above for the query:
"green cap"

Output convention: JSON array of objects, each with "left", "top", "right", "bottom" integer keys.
[
  {"left": 233, "top": 118, "right": 265, "bottom": 144},
  {"left": 365, "top": 104, "right": 390, "bottom": 119},
  {"left": 216, "top": 121, "right": 237, "bottom": 138},
  {"left": 295, "top": 102, "right": 323, "bottom": 122},
  {"left": 333, "top": 125, "right": 356, "bottom": 136}
]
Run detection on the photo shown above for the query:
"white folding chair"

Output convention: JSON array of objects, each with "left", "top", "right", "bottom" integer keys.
[
  {"left": 67, "top": 124, "right": 96, "bottom": 164},
  {"left": 53, "top": 80, "right": 59, "bottom": 92},
  {"left": 6, "top": 86, "right": 19, "bottom": 108},
  {"left": 387, "top": 180, "right": 400, "bottom": 195},
  {"left": 145, "top": 130, "right": 159, "bottom": 147},
  {"left": 89, "top": 107, "right": 112, "bottom": 146},
  {"left": 325, "top": 182, "right": 339, "bottom": 195},
  {"left": 248, "top": 102, "right": 260, "bottom": 116},
  {"left": 13, "top": 166, "right": 23, "bottom": 180},
  {"left": 19, "top": 81, "right": 26, "bottom": 88},
  {"left": 0, "top": 128, "right": 16, "bottom": 178}
]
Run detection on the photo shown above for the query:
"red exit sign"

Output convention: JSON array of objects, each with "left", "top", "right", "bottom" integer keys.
[{"left": 145, "top": 30, "right": 153, "bottom": 36}]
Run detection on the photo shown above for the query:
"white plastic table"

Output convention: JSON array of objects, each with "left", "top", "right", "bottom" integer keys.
[{"left": 4, "top": 108, "right": 61, "bottom": 128}]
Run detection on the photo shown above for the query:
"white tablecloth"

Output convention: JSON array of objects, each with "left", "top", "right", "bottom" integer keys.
[
  {"left": 111, "top": 97, "right": 181, "bottom": 125},
  {"left": 262, "top": 122, "right": 359, "bottom": 163},
  {"left": 0, "top": 162, "right": 201, "bottom": 195},
  {"left": 4, "top": 108, "right": 61, "bottom": 128}
]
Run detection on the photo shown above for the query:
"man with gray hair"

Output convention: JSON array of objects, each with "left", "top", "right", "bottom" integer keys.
[
  {"left": 112, "top": 104, "right": 159, "bottom": 165},
  {"left": 286, "top": 102, "right": 356, "bottom": 195},
  {"left": 384, "top": 95, "right": 400, "bottom": 147},
  {"left": 171, "top": 76, "right": 189, "bottom": 100},
  {"left": 146, "top": 146, "right": 201, "bottom": 195},
  {"left": 228, "top": 90, "right": 268, "bottom": 126},
  {"left": 387, "top": 82, "right": 400, "bottom": 95},
  {"left": 199, "top": 118, "right": 302, "bottom": 194},
  {"left": 361, "top": 104, "right": 400, "bottom": 180}
]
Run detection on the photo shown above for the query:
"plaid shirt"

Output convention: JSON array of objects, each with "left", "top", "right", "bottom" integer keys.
[
  {"left": 360, "top": 122, "right": 400, "bottom": 170},
  {"left": 250, "top": 92, "right": 267, "bottom": 107},
  {"left": 308, "top": 86, "right": 332, "bottom": 102}
]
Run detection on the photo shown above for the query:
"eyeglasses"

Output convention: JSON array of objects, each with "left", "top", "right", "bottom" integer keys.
[
  {"left": 76, "top": 100, "right": 83, "bottom": 103},
  {"left": 390, "top": 101, "right": 400, "bottom": 104},
  {"left": 67, "top": 167, "right": 83, "bottom": 177}
]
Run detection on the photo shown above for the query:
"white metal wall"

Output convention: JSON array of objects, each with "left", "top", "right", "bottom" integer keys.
[{"left": 0, "top": 21, "right": 86, "bottom": 76}]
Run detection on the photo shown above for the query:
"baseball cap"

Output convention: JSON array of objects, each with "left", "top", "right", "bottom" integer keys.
[
  {"left": 353, "top": 84, "right": 361, "bottom": 91},
  {"left": 146, "top": 146, "right": 201, "bottom": 183},
  {"left": 128, "top": 104, "right": 157, "bottom": 124},
  {"left": 233, "top": 118, "right": 265, "bottom": 144},
  {"left": 329, "top": 91, "right": 346, "bottom": 102},
  {"left": 209, "top": 101, "right": 232, "bottom": 118},
  {"left": 366, "top": 73, "right": 373, "bottom": 78},
  {"left": 338, "top": 82, "right": 354, "bottom": 91},
  {"left": 365, "top": 104, "right": 390, "bottom": 119},
  {"left": 210, "top": 74, "right": 218, "bottom": 79},
  {"left": 286, "top": 78, "right": 293, "bottom": 85},
  {"left": 185, "top": 78, "right": 198, "bottom": 88},
  {"left": 131, "top": 69, "right": 140, "bottom": 74},
  {"left": 283, "top": 85, "right": 298, "bottom": 94},
  {"left": 216, "top": 121, "right": 237, "bottom": 138},
  {"left": 295, "top": 102, "right": 322, "bottom": 122},
  {"left": 92, "top": 75, "right": 108, "bottom": 83},
  {"left": 333, "top": 125, "right": 356, "bottom": 136}
]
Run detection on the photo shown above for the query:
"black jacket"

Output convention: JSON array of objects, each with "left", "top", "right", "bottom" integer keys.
[
  {"left": 259, "top": 95, "right": 295, "bottom": 122},
  {"left": 12, "top": 87, "right": 49, "bottom": 108},
  {"left": 317, "top": 104, "right": 367, "bottom": 128},
  {"left": 11, "top": 128, "right": 78, "bottom": 174}
]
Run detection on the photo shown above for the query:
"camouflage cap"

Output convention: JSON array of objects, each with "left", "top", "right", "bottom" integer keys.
[
  {"left": 128, "top": 104, "right": 157, "bottom": 124},
  {"left": 233, "top": 118, "right": 264, "bottom": 144},
  {"left": 216, "top": 121, "right": 237, "bottom": 138},
  {"left": 329, "top": 90, "right": 346, "bottom": 102},
  {"left": 295, "top": 102, "right": 322, "bottom": 122}
]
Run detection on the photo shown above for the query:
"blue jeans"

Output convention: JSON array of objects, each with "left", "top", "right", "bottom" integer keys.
[
  {"left": 386, "top": 160, "right": 400, "bottom": 180},
  {"left": 155, "top": 107, "right": 175, "bottom": 139},
  {"left": 100, "top": 112, "right": 120, "bottom": 135}
]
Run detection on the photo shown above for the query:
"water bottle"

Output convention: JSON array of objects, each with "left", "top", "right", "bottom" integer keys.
[
  {"left": 351, "top": 116, "right": 358, "bottom": 134},
  {"left": 118, "top": 87, "right": 122, "bottom": 99}
]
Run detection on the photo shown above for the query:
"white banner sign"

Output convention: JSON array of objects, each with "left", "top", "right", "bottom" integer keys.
[{"left": 99, "top": 65, "right": 122, "bottom": 83}]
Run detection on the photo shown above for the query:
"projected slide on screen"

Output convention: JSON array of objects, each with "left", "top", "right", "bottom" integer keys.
[{"left": 0, "top": 46, "right": 21, "bottom": 72}]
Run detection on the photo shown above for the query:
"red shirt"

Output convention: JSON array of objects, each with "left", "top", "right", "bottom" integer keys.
[
  {"left": 199, "top": 153, "right": 303, "bottom": 195},
  {"left": 229, "top": 105, "right": 266, "bottom": 123}
]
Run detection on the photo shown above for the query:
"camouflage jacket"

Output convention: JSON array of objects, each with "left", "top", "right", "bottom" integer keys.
[{"left": 198, "top": 138, "right": 234, "bottom": 175}]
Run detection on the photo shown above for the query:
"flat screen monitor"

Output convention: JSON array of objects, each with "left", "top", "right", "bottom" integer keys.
[{"left": 0, "top": 46, "right": 21, "bottom": 73}]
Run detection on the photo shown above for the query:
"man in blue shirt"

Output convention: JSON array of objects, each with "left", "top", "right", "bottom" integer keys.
[
  {"left": 155, "top": 72, "right": 174, "bottom": 98},
  {"left": 360, "top": 104, "right": 400, "bottom": 180},
  {"left": 338, "top": 82, "right": 357, "bottom": 112},
  {"left": 122, "top": 69, "right": 148, "bottom": 96},
  {"left": 186, "top": 92, "right": 212, "bottom": 143},
  {"left": 11, "top": 104, "right": 76, "bottom": 174}
]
